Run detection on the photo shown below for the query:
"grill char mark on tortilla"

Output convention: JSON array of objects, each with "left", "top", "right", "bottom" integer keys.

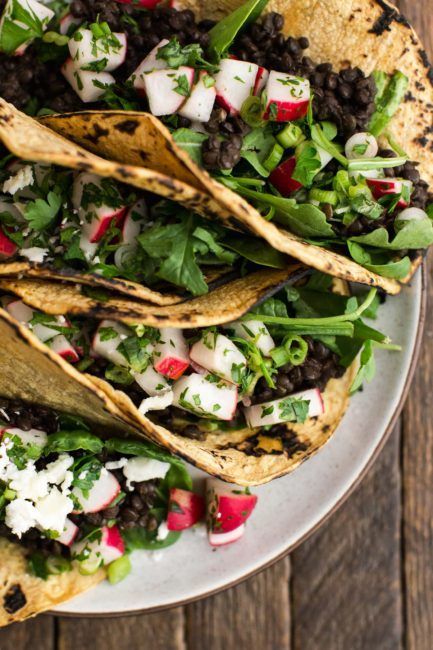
[{"left": 370, "top": 0, "right": 411, "bottom": 34}]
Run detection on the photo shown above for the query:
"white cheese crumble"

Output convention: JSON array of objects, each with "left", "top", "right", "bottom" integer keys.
[
  {"left": 19, "top": 247, "right": 49, "bottom": 263},
  {"left": 156, "top": 521, "right": 169, "bottom": 541},
  {"left": 105, "top": 457, "right": 128, "bottom": 471},
  {"left": 2, "top": 165, "right": 34, "bottom": 195},
  {"left": 123, "top": 457, "right": 170, "bottom": 491}
]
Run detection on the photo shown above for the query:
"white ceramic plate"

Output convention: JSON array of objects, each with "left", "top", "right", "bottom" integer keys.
[{"left": 56, "top": 269, "right": 424, "bottom": 615}]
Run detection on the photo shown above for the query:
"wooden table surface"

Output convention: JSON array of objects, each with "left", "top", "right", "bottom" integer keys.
[{"left": 1, "top": 1, "right": 432, "bottom": 648}]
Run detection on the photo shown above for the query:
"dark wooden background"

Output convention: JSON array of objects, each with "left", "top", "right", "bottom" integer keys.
[{"left": 1, "top": 1, "right": 432, "bottom": 648}]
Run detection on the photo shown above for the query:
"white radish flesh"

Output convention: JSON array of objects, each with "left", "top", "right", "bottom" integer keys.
[
  {"left": 395, "top": 207, "right": 428, "bottom": 223},
  {"left": 5, "top": 299, "right": 34, "bottom": 324},
  {"left": 1, "top": 427, "right": 48, "bottom": 449},
  {"left": 153, "top": 328, "right": 189, "bottom": 379},
  {"left": 172, "top": 373, "right": 237, "bottom": 421},
  {"left": 92, "top": 319, "right": 131, "bottom": 367},
  {"left": 224, "top": 320, "right": 275, "bottom": 356},
  {"left": 73, "top": 525, "right": 124, "bottom": 573},
  {"left": 244, "top": 388, "right": 324, "bottom": 428},
  {"left": 144, "top": 66, "right": 194, "bottom": 116},
  {"left": 57, "top": 518, "right": 79, "bottom": 546},
  {"left": 68, "top": 29, "right": 127, "bottom": 72},
  {"left": 60, "top": 13, "right": 80, "bottom": 35},
  {"left": 215, "top": 59, "right": 258, "bottom": 116},
  {"left": 121, "top": 199, "right": 147, "bottom": 245},
  {"left": 72, "top": 470, "right": 121, "bottom": 513},
  {"left": 209, "top": 524, "right": 245, "bottom": 547},
  {"left": 49, "top": 334, "right": 80, "bottom": 363},
  {"left": 345, "top": 132, "right": 378, "bottom": 159},
  {"left": 179, "top": 71, "right": 216, "bottom": 122},
  {"left": 130, "top": 38, "right": 170, "bottom": 91},
  {"left": 133, "top": 365, "right": 170, "bottom": 396},
  {"left": 189, "top": 332, "right": 246, "bottom": 384},
  {"left": 62, "top": 58, "right": 115, "bottom": 103}
]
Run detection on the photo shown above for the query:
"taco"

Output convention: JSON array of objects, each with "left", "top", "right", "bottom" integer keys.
[
  {"left": 0, "top": 109, "right": 299, "bottom": 304},
  {"left": 0, "top": 396, "right": 196, "bottom": 626},
  {"left": 0, "top": 271, "right": 398, "bottom": 485},
  {"left": 5, "top": 0, "right": 429, "bottom": 293}
]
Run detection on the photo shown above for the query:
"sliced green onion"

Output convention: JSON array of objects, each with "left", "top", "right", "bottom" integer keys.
[
  {"left": 240, "top": 96, "right": 265, "bottom": 128},
  {"left": 107, "top": 555, "right": 132, "bottom": 585},
  {"left": 46, "top": 556, "right": 71, "bottom": 575},
  {"left": 90, "top": 23, "right": 104, "bottom": 39},
  {"left": 348, "top": 156, "right": 407, "bottom": 171},
  {"left": 258, "top": 204, "right": 276, "bottom": 221},
  {"left": 270, "top": 346, "right": 290, "bottom": 367},
  {"left": 3, "top": 488, "right": 16, "bottom": 500},
  {"left": 263, "top": 143, "right": 284, "bottom": 172},
  {"left": 308, "top": 188, "right": 338, "bottom": 206},
  {"left": 42, "top": 31, "right": 69, "bottom": 46},
  {"left": 276, "top": 123, "right": 306, "bottom": 149},
  {"left": 272, "top": 335, "right": 309, "bottom": 367}
]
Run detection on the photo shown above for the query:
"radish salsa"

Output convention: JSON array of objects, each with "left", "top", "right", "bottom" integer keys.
[
  {"left": 1, "top": 273, "right": 399, "bottom": 441},
  {"left": 0, "top": 0, "right": 432, "bottom": 279}
]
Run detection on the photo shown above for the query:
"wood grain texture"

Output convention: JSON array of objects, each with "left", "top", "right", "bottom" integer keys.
[
  {"left": 185, "top": 558, "right": 290, "bottom": 650},
  {"left": 0, "top": 616, "right": 54, "bottom": 650},
  {"left": 290, "top": 425, "right": 403, "bottom": 650},
  {"left": 56, "top": 610, "right": 186, "bottom": 650}
]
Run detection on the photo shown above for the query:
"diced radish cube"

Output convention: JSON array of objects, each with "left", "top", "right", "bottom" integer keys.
[
  {"left": 60, "top": 13, "right": 81, "bottom": 36},
  {"left": 366, "top": 178, "right": 412, "bottom": 208},
  {"left": 143, "top": 66, "right": 194, "bottom": 116},
  {"left": 189, "top": 332, "right": 246, "bottom": 384},
  {"left": 263, "top": 71, "right": 310, "bottom": 121},
  {"left": 68, "top": 29, "right": 127, "bottom": 72},
  {"left": 0, "top": 229, "right": 17, "bottom": 258},
  {"left": 33, "top": 315, "right": 69, "bottom": 343},
  {"left": 5, "top": 299, "right": 34, "bottom": 324},
  {"left": 92, "top": 319, "right": 132, "bottom": 367},
  {"left": 62, "top": 58, "right": 115, "bottom": 103},
  {"left": 215, "top": 58, "right": 258, "bottom": 116},
  {"left": 269, "top": 157, "right": 303, "bottom": 196},
  {"left": 179, "top": 71, "right": 216, "bottom": 123},
  {"left": 73, "top": 525, "right": 124, "bottom": 573},
  {"left": 73, "top": 469, "right": 121, "bottom": 513},
  {"left": 57, "top": 518, "right": 79, "bottom": 546},
  {"left": 153, "top": 328, "right": 189, "bottom": 379},
  {"left": 72, "top": 172, "right": 128, "bottom": 243},
  {"left": 121, "top": 199, "right": 147, "bottom": 245},
  {"left": 1, "top": 427, "right": 48, "bottom": 449},
  {"left": 224, "top": 320, "right": 275, "bottom": 356},
  {"left": 130, "top": 38, "right": 169, "bottom": 91},
  {"left": 172, "top": 373, "right": 237, "bottom": 421},
  {"left": 167, "top": 488, "right": 205, "bottom": 531},
  {"left": 209, "top": 524, "right": 245, "bottom": 546},
  {"left": 395, "top": 207, "right": 428, "bottom": 224},
  {"left": 244, "top": 388, "right": 324, "bottom": 428},
  {"left": 133, "top": 365, "right": 170, "bottom": 396},
  {"left": 206, "top": 478, "right": 258, "bottom": 534},
  {"left": 253, "top": 66, "right": 269, "bottom": 96},
  {"left": 49, "top": 334, "right": 80, "bottom": 363}
]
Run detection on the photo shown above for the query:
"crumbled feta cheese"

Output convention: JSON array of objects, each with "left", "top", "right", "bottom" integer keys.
[
  {"left": 5, "top": 499, "right": 38, "bottom": 537},
  {"left": 105, "top": 457, "right": 128, "bottom": 471},
  {"left": 34, "top": 487, "right": 74, "bottom": 533},
  {"left": 9, "top": 465, "right": 49, "bottom": 501},
  {"left": 2, "top": 165, "right": 34, "bottom": 195},
  {"left": 42, "top": 454, "right": 74, "bottom": 485},
  {"left": 157, "top": 521, "right": 169, "bottom": 541},
  {"left": 19, "top": 247, "right": 49, "bottom": 263},
  {"left": 138, "top": 389, "right": 174, "bottom": 415},
  {"left": 123, "top": 457, "right": 170, "bottom": 490}
]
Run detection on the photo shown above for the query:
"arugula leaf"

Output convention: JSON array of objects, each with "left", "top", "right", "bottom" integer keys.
[
  {"left": 207, "top": 0, "right": 269, "bottom": 60},
  {"left": 292, "top": 144, "right": 321, "bottom": 186},
  {"left": 368, "top": 70, "right": 409, "bottom": 137},
  {"left": 223, "top": 234, "right": 287, "bottom": 268},
  {"left": 347, "top": 241, "right": 411, "bottom": 279},
  {"left": 350, "top": 218, "right": 433, "bottom": 250},
  {"left": 105, "top": 437, "right": 187, "bottom": 468},
  {"left": 24, "top": 191, "right": 62, "bottom": 231},
  {"left": 193, "top": 226, "right": 237, "bottom": 264},
  {"left": 350, "top": 340, "right": 376, "bottom": 393},
  {"left": 172, "top": 128, "right": 207, "bottom": 166},
  {"left": 240, "top": 126, "right": 278, "bottom": 177}
]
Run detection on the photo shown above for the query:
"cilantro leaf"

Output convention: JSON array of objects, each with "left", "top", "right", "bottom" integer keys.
[{"left": 24, "top": 191, "right": 62, "bottom": 231}]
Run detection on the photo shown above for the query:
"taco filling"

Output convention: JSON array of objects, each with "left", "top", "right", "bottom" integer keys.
[
  {"left": 0, "top": 396, "right": 198, "bottom": 586},
  {"left": 0, "top": 0, "right": 432, "bottom": 282},
  {"left": 0, "top": 273, "right": 398, "bottom": 442},
  {"left": 0, "top": 156, "right": 286, "bottom": 297}
]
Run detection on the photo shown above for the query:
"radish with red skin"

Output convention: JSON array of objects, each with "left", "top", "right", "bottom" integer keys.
[
  {"left": 244, "top": 388, "right": 324, "bottom": 428},
  {"left": 269, "top": 157, "right": 303, "bottom": 196},
  {"left": 0, "top": 229, "right": 17, "bottom": 258},
  {"left": 130, "top": 39, "right": 169, "bottom": 93},
  {"left": 172, "top": 373, "right": 237, "bottom": 420},
  {"left": 366, "top": 178, "right": 412, "bottom": 208},
  {"left": 179, "top": 71, "right": 216, "bottom": 122},
  {"left": 167, "top": 488, "right": 205, "bottom": 531},
  {"left": 215, "top": 58, "right": 259, "bottom": 116},
  {"left": 209, "top": 524, "right": 245, "bottom": 547},
  {"left": 253, "top": 66, "right": 269, "bottom": 96},
  {"left": 49, "top": 334, "right": 80, "bottom": 363},
  {"left": 57, "top": 518, "right": 79, "bottom": 547},
  {"left": 263, "top": 71, "right": 310, "bottom": 121},
  {"left": 206, "top": 478, "right": 258, "bottom": 534},
  {"left": 62, "top": 58, "right": 115, "bottom": 103},
  {"left": 68, "top": 29, "right": 127, "bottom": 72},
  {"left": 144, "top": 67, "right": 194, "bottom": 117},
  {"left": 72, "top": 470, "right": 121, "bottom": 514},
  {"left": 121, "top": 199, "right": 147, "bottom": 245},
  {"left": 73, "top": 525, "right": 124, "bottom": 573},
  {"left": 153, "top": 328, "right": 189, "bottom": 379},
  {"left": 189, "top": 332, "right": 246, "bottom": 384}
]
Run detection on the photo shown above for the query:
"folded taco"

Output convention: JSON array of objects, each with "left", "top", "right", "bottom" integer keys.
[
  {"left": 0, "top": 396, "right": 195, "bottom": 626},
  {"left": 8, "top": 0, "right": 430, "bottom": 293},
  {"left": 0, "top": 271, "right": 399, "bottom": 485},
  {"left": 0, "top": 114, "right": 298, "bottom": 304}
]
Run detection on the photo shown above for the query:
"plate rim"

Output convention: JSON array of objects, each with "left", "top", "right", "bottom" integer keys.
[{"left": 52, "top": 266, "right": 427, "bottom": 619}]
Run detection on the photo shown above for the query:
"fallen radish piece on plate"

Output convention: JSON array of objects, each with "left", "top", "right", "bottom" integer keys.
[
  {"left": 206, "top": 478, "right": 258, "bottom": 546},
  {"left": 0, "top": 398, "right": 199, "bottom": 627},
  {"left": 0, "top": 271, "right": 400, "bottom": 486}
]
